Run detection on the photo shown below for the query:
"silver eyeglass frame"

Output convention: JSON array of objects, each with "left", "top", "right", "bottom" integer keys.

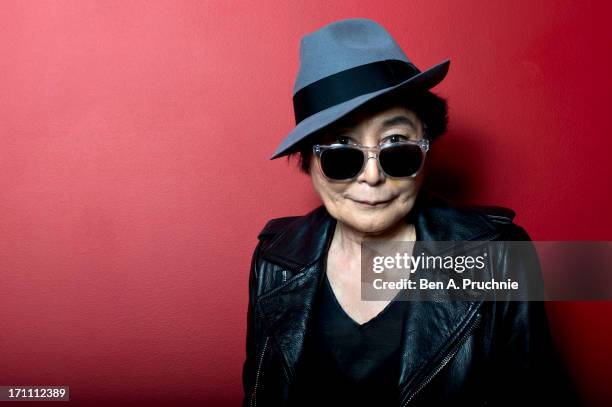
[{"left": 312, "top": 138, "right": 430, "bottom": 182}]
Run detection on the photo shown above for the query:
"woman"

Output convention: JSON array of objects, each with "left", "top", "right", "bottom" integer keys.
[{"left": 243, "top": 18, "right": 574, "bottom": 406}]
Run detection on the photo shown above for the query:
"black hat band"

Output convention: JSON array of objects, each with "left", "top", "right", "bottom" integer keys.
[{"left": 292, "top": 59, "right": 420, "bottom": 124}]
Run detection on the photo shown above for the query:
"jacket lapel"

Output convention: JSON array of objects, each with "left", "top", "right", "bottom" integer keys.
[
  {"left": 256, "top": 189, "right": 502, "bottom": 395},
  {"left": 256, "top": 205, "right": 336, "bottom": 382}
]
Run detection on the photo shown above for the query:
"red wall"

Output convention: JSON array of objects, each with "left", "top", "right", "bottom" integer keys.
[{"left": 1, "top": 1, "right": 610, "bottom": 406}]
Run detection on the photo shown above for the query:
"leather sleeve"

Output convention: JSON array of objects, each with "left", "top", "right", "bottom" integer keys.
[
  {"left": 241, "top": 240, "right": 262, "bottom": 407},
  {"left": 485, "top": 224, "right": 580, "bottom": 406}
]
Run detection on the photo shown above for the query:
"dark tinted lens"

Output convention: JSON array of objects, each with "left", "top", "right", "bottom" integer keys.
[
  {"left": 379, "top": 144, "right": 423, "bottom": 177},
  {"left": 320, "top": 146, "right": 364, "bottom": 180}
]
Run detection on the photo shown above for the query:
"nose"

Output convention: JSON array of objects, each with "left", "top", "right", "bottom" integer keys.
[{"left": 357, "top": 151, "right": 384, "bottom": 185}]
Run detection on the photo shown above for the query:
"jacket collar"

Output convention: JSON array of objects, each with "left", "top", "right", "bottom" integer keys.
[{"left": 256, "top": 189, "right": 501, "bottom": 399}]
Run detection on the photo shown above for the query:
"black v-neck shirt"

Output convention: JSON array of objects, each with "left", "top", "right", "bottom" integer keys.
[{"left": 290, "top": 272, "right": 407, "bottom": 406}]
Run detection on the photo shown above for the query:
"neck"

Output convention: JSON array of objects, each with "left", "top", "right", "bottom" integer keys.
[{"left": 331, "top": 216, "right": 416, "bottom": 258}]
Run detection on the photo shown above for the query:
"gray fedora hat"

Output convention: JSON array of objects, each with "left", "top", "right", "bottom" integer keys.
[{"left": 270, "top": 18, "right": 450, "bottom": 160}]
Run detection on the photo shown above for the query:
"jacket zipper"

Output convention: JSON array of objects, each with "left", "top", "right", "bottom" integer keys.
[
  {"left": 401, "top": 313, "right": 482, "bottom": 407},
  {"left": 250, "top": 336, "right": 269, "bottom": 407}
]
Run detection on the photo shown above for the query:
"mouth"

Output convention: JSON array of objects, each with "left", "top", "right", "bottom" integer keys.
[{"left": 349, "top": 197, "right": 393, "bottom": 208}]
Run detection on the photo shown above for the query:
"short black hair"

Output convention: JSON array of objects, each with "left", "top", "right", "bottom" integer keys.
[{"left": 287, "top": 89, "right": 448, "bottom": 175}]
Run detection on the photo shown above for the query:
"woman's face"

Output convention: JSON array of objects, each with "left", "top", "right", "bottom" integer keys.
[{"left": 310, "top": 105, "right": 426, "bottom": 235}]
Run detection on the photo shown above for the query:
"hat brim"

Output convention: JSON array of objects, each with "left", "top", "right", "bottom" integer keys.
[{"left": 270, "top": 58, "right": 450, "bottom": 160}]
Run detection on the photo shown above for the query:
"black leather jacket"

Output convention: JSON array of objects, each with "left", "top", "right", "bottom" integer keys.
[{"left": 242, "top": 190, "right": 577, "bottom": 406}]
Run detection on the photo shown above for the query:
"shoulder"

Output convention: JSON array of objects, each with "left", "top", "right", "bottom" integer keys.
[
  {"left": 464, "top": 203, "right": 532, "bottom": 240},
  {"left": 469, "top": 204, "right": 532, "bottom": 241},
  {"left": 256, "top": 215, "right": 302, "bottom": 241},
  {"left": 471, "top": 205, "right": 516, "bottom": 225},
  {"left": 255, "top": 205, "right": 330, "bottom": 243},
  {"left": 421, "top": 191, "right": 531, "bottom": 241}
]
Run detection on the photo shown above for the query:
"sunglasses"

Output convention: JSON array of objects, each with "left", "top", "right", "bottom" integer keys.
[{"left": 312, "top": 138, "right": 429, "bottom": 181}]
